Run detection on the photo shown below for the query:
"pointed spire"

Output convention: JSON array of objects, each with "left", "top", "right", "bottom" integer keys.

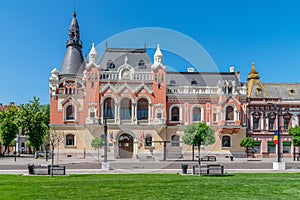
[
  {"left": 67, "top": 10, "right": 82, "bottom": 48},
  {"left": 60, "top": 11, "right": 84, "bottom": 76},
  {"left": 89, "top": 42, "right": 98, "bottom": 63},
  {"left": 247, "top": 61, "right": 259, "bottom": 80},
  {"left": 154, "top": 44, "right": 163, "bottom": 64}
]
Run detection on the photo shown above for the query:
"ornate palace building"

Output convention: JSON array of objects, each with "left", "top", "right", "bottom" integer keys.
[
  {"left": 247, "top": 62, "right": 300, "bottom": 158},
  {"left": 49, "top": 11, "right": 249, "bottom": 160}
]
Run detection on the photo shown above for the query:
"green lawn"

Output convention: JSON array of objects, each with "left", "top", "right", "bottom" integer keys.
[{"left": 1, "top": 173, "right": 300, "bottom": 199}]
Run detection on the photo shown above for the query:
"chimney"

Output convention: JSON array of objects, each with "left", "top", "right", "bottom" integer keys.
[
  {"left": 187, "top": 67, "right": 195, "bottom": 73},
  {"left": 236, "top": 71, "right": 240, "bottom": 82},
  {"left": 230, "top": 66, "right": 235, "bottom": 73}
]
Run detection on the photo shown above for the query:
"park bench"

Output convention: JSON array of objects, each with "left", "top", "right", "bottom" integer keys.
[
  {"left": 193, "top": 164, "right": 224, "bottom": 175},
  {"left": 136, "top": 155, "right": 155, "bottom": 161},
  {"left": 28, "top": 164, "right": 66, "bottom": 175},
  {"left": 200, "top": 156, "right": 216, "bottom": 162}
]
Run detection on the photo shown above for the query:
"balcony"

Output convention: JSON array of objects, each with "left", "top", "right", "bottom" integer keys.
[
  {"left": 85, "top": 118, "right": 99, "bottom": 124},
  {"left": 225, "top": 120, "right": 235, "bottom": 126},
  {"left": 154, "top": 119, "right": 166, "bottom": 125},
  {"left": 137, "top": 120, "right": 149, "bottom": 125}
]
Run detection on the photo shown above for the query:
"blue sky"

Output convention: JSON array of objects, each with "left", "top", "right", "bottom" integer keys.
[{"left": 1, "top": 0, "right": 300, "bottom": 105}]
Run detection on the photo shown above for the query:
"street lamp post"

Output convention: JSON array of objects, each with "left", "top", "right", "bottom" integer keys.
[
  {"left": 268, "top": 103, "right": 285, "bottom": 170},
  {"left": 101, "top": 102, "right": 109, "bottom": 171},
  {"left": 103, "top": 118, "right": 108, "bottom": 163}
]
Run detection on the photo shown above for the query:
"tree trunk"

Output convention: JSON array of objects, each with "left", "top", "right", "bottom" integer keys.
[
  {"left": 51, "top": 145, "right": 54, "bottom": 177},
  {"left": 192, "top": 144, "right": 194, "bottom": 161},
  {"left": 198, "top": 144, "right": 201, "bottom": 166},
  {"left": 97, "top": 148, "right": 100, "bottom": 162}
]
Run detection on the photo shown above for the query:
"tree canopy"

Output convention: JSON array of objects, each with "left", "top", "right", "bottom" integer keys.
[
  {"left": 0, "top": 106, "right": 19, "bottom": 152},
  {"left": 183, "top": 122, "right": 215, "bottom": 165},
  {"left": 288, "top": 126, "right": 300, "bottom": 147},
  {"left": 18, "top": 97, "right": 49, "bottom": 153},
  {"left": 240, "top": 137, "right": 254, "bottom": 148},
  {"left": 183, "top": 122, "right": 215, "bottom": 146},
  {"left": 91, "top": 137, "right": 104, "bottom": 162}
]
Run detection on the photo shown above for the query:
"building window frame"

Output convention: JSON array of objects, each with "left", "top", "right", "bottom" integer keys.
[
  {"left": 170, "top": 135, "right": 180, "bottom": 147},
  {"left": 222, "top": 135, "right": 231, "bottom": 148},
  {"left": 65, "top": 134, "right": 76, "bottom": 147}
]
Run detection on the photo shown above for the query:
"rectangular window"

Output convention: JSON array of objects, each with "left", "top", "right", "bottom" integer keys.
[
  {"left": 268, "top": 142, "right": 276, "bottom": 154},
  {"left": 213, "top": 113, "right": 217, "bottom": 122},
  {"left": 284, "top": 117, "right": 290, "bottom": 130},
  {"left": 253, "top": 142, "right": 261, "bottom": 153},
  {"left": 91, "top": 81, "right": 94, "bottom": 88},
  {"left": 283, "top": 142, "right": 291, "bottom": 154},
  {"left": 157, "top": 112, "right": 162, "bottom": 119},
  {"left": 207, "top": 113, "right": 210, "bottom": 122}
]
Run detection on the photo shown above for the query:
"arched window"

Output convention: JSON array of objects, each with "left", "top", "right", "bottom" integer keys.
[
  {"left": 222, "top": 136, "right": 231, "bottom": 147},
  {"left": 228, "top": 87, "right": 233, "bottom": 94},
  {"left": 65, "top": 88, "right": 68, "bottom": 94},
  {"left": 268, "top": 113, "right": 276, "bottom": 130},
  {"left": 145, "top": 135, "right": 153, "bottom": 147},
  {"left": 226, "top": 106, "right": 234, "bottom": 121},
  {"left": 66, "top": 134, "right": 75, "bottom": 146},
  {"left": 66, "top": 105, "right": 75, "bottom": 121},
  {"left": 171, "top": 107, "right": 180, "bottom": 121},
  {"left": 69, "top": 88, "right": 72, "bottom": 94},
  {"left": 104, "top": 98, "right": 115, "bottom": 119},
  {"left": 253, "top": 113, "right": 260, "bottom": 130},
  {"left": 171, "top": 135, "right": 180, "bottom": 147},
  {"left": 120, "top": 98, "right": 132, "bottom": 120},
  {"left": 137, "top": 98, "right": 148, "bottom": 120},
  {"left": 192, "top": 107, "right": 201, "bottom": 122}
]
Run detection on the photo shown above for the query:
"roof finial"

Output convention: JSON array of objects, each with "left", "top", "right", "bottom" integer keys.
[
  {"left": 105, "top": 41, "right": 108, "bottom": 49},
  {"left": 144, "top": 41, "right": 146, "bottom": 50},
  {"left": 74, "top": 1, "right": 76, "bottom": 15},
  {"left": 252, "top": 61, "right": 255, "bottom": 69},
  {"left": 125, "top": 55, "right": 128, "bottom": 64}
]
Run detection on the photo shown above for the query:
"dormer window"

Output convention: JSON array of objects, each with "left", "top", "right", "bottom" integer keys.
[
  {"left": 170, "top": 80, "right": 176, "bottom": 85},
  {"left": 256, "top": 87, "right": 262, "bottom": 96},
  {"left": 289, "top": 88, "right": 295, "bottom": 95},
  {"left": 138, "top": 59, "right": 146, "bottom": 69},
  {"left": 106, "top": 60, "right": 115, "bottom": 68},
  {"left": 191, "top": 79, "right": 197, "bottom": 85}
]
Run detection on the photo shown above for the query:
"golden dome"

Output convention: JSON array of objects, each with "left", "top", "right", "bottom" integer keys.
[{"left": 247, "top": 61, "right": 260, "bottom": 80}]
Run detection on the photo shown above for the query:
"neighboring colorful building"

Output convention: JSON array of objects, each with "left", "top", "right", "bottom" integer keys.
[
  {"left": 247, "top": 62, "right": 300, "bottom": 158},
  {"left": 49, "top": 11, "right": 252, "bottom": 160}
]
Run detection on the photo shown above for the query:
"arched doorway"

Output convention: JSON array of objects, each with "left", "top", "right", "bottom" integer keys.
[{"left": 118, "top": 133, "right": 134, "bottom": 158}]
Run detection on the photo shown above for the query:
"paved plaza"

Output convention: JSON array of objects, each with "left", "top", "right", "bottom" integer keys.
[{"left": 1, "top": 155, "right": 300, "bottom": 175}]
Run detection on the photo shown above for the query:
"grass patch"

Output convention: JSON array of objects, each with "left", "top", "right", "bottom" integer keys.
[{"left": 1, "top": 173, "right": 300, "bottom": 199}]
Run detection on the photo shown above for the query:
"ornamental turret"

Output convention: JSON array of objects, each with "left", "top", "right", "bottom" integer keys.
[
  {"left": 154, "top": 44, "right": 163, "bottom": 65},
  {"left": 59, "top": 11, "right": 84, "bottom": 77}
]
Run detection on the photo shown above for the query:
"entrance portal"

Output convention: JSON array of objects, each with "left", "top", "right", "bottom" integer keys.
[{"left": 118, "top": 133, "right": 134, "bottom": 158}]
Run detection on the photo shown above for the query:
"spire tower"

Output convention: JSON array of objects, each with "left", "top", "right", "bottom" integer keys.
[{"left": 59, "top": 11, "right": 84, "bottom": 76}]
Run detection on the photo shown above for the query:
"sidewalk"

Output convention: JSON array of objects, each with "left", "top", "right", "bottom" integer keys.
[{"left": 1, "top": 155, "right": 300, "bottom": 175}]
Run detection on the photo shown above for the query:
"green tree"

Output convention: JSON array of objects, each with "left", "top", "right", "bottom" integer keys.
[
  {"left": 288, "top": 126, "right": 300, "bottom": 158},
  {"left": 91, "top": 137, "right": 104, "bottom": 162},
  {"left": 0, "top": 106, "right": 19, "bottom": 154},
  {"left": 18, "top": 97, "right": 49, "bottom": 158},
  {"left": 41, "top": 104, "right": 50, "bottom": 126},
  {"left": 240, "top": 137, "right": 254, "bottom": 159},
  {"left": 183, "top": 122, "right": 215, "bottom": 165}
]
